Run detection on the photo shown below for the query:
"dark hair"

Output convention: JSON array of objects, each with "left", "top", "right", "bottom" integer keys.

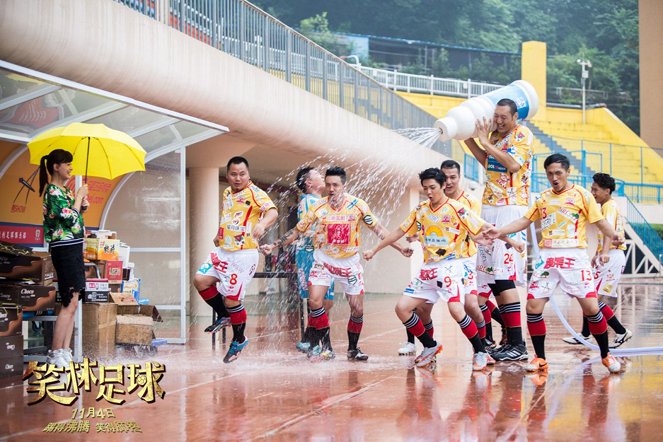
[
  {"left": 496, "top": 98, "right": 518, "bottom": 116},
  {"left": 296, "top": 167, "right": 314, "bottom": 192},
  {"left": 593, "top": 172, "right": 616, "bottom": 194},
  {"left": 419, "top": 167, "right": 446, "bottom": 187},
  {"left": 440, "top": 159, "right": 461, "bottom": 174},
  {"left": 39, "top": 149, "right": 73, "bottom": 196},
  {"left": 227, "top": 156, "right": 249, "bottom": 171},
  {"left": 544, "top": 153, "right": 570, "bottom": 170},
  {"left": 325, "top": 166, "right": 346, "bottom": 184}
]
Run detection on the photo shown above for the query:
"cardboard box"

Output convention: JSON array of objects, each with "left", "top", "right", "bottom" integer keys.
[
  {"left": 0, "top": 246, "right": 54, "bottom": 285},
  {"left": 84, "top": 239, "right": 120, "bottom": 261},
  {"left": 116, "top": 304, "right": 162, "bottom": 322},
  {"left": 0, "top": 306, "right": 22, "bottom": 337},
  {"left": 0, "top": 283, "right": 56, "bottom": 312},
  {"left": 0, "top": 335, "right": 23, "bottom": 359},
  {"left": 97, "top": 260, "right": 123, "bottom": 283},
  {"left": 85, "top": 279, "right": 110, "bottom": 303},
  {"left": 116, "top": 315, "right": 153, "bottom": 346},
  {"left": 82, "top": 303, "right": 116, "bottom": 359},
  {"left": 110, "top": 292, "right": 138, "bottom": 305}
]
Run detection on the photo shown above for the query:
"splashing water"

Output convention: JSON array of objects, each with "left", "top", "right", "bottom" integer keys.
[{"left": 394, "top": 127, "right": 442, "bottom": 149}]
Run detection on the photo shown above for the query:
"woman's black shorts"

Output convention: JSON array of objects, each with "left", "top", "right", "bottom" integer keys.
[{"left": 50, "top": 242, "right": 85, "bottom": 308}]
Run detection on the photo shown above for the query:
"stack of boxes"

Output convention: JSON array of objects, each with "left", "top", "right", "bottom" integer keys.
[{"left": 0, "top": 241, "right": 56, "bottom": 387}]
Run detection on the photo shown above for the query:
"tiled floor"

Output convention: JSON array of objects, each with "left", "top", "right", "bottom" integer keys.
[{"left": 1, "top": 280, "right": 662, "bottom": 441}]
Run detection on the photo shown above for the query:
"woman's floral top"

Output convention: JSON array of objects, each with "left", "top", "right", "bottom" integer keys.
[{"left": 42, "top": 184, "right": 85, "bottom": 246}]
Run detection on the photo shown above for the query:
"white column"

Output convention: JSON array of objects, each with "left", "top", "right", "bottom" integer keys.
[{"left": 188, "top": 167, "right": 220, "bottom": 318}]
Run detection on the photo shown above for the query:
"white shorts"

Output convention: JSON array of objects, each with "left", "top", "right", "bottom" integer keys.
[
  {"left": 196, "top": 248, "right": 259, "bottom": 301},
  {"left": 477, "top": 204, "right": 528, "bottom": 287},
  {"left": 593, "top": 249, "right": 626, "bottom": 298},
  {"left": 403, "top": 260, "right": 465, "bottom": 305},
  {"left": 308, "top": 250, "right": 364, "bottom": 296},
  {"left": 528, "top": 249, "right": 596, "bottom": 300},
  {"left": 459, "top": 256, "right": 478, "bottom": 297}
]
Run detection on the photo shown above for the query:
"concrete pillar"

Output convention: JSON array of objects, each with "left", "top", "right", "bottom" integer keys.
[
  {"left": 639, "top": 0, "right": 663, "bottom": 146},
  {"left": 521, "top": 41, "right": 547, "bottom": 121},
  {"left": 188, "top": 167, "right": 220, "bottom": 318}
]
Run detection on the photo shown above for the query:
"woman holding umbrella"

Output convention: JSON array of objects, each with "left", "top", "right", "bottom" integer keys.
[{"left": 39, "top": 149, "right": 89, "bottom": 368}]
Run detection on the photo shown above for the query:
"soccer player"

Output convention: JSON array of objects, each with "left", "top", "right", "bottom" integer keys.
[
  {"left": 562, "top": 173, "right": 632, "bottom": 347},
  {"left": 364, "top": 168, "right": 499, "bottom": 370},
  {"left": 193, "top": 156, "right": 278, "bottom": 363},
  {"left": 464, "top": 99, "right": 532, "bottom": 361},
  {"left": 489, "top": 154, "right": 624, "bottom": 373},
  {"left": 293, "top": 167, "right": 334, "bottom": 353},
  {"left": 262, "top": 166, "right": 410, "bottom": 361}
]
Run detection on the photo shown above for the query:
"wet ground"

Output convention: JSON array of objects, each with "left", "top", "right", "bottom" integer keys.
[{"left": 1, "top": 280, "right": 662, "bottom": 441}]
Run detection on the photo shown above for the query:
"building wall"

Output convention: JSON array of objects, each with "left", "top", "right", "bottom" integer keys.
[{"left": 639, "top": 0, "right": 663, "bottom": 147}]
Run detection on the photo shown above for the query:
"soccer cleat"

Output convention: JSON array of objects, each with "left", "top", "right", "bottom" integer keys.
[
  {"left": 296, "top": 341, "right": 311, "bottom": 353},
  {"left": 472, "top": 352, "right": 489, "bottom": 371},
  {"left": 562, "top": 335, "right": 586, "bottom": 345},
  {"left": 398, "top": 342, "right": 416, "bottom": 356},
  {"left": 414, "top": 343, "right": 443, "bottom": 367},
  {"left": 525, "top": 357, "right": 548, "bottom": 372},
  {"left": 482, "top": 337, "right": 496, "bottom": 349},
  {"left": 602, "top": 354, "right": 621, "bottom": 373},
  {"left": 492, "top": 343, "right": 528, "bottom": 361},
  {"left": 528, "top": 371, "right": 549, "bottom": 386},
  {"left": 307, "top": 345, "right": 322, "bottom": 359},
  {"left": 347, "top": 348, "right": 369, "bottom": 361},
  {"left": 223, "top": 339, "right": 249, "bottom": 363},
  {"left": 205, "top": 316, "right": 231, "bottom": 333},
  {"left": 320, "top": 348, "right": 336, "bottom": 360},
  {"left": 610, "top": 329, "right": 633, "bottom": 348}
]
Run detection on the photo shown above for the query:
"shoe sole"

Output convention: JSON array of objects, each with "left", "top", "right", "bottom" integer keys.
[
  {"left": 562, "top": 339, "right": 583, "bottom": 345},
  {"left": 415, "top": 346, "right": 443, "bottom": 367},
  {"left": 525, "top": 363, "right": 548, "bottom": 372},
  {"left": 609, "top": 334, "right": 633, "bottom": 349},
  {"left": 205, "top": 323, "right": 231, "bottom": 333}
]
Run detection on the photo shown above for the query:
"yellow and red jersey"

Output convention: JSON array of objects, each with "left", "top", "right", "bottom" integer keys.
[
  {"left": 526, "top": 185, "right": 603, "bottom": 249},
  {"left": 597, "top": 199, "right": 626, "bottom": 252},
  {"left": 456, "top": 191, "right": 481, "bottom": 257},
  {"left": 296, "top": 193, "right": 378, "bottom": 259},
  {"left": 217, "top": 182, "right": 276, "bottom": 251},
  {"left": 400, "top": 198, "right": 485, "bottom": 262},
  {"left": 482, "top": 124, "right": 533, "bottom": 207}
]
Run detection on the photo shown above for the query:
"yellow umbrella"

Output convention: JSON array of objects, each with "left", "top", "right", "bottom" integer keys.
[{"left": 27, "top": 122, "right": 146, "bottom": 181}]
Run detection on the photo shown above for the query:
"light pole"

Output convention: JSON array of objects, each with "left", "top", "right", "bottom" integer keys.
[{"left": 577, "top": 59, "right": 592, "bottom": 124}]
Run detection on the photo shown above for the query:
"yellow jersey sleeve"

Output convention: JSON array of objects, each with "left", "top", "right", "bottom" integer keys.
[
  {"left": 399, "top": 207, "right": 419, "bottom": 236},
  {"left": 218, "top": 183, "right": 277, "bottom": 251},
  {"left": 525, "top": 200, "right": 541, "bottom": 221},
  {"left": 598, "top": 199, "right": 626, "bottom": 252},
  {"left": 453, "top": 201, "right": 485, "bottom": 236},
  {"left": 581, "top": 189, "right": 604, "bottom": 224},
  {"left": 355, "top": 197, "right": 378, "bottom": 228},
  {"left": 296, "top": 198, "right": 324, "bottom": 233}
]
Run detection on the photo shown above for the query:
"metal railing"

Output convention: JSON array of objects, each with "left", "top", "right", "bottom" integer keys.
[
  {"left": 623, "top": 196, "right": 663, "bottom": 265},
  {"left": 114, "top": 0, "right": 439, "bottom": 132},
  {"left": 357, "top": 66, "right": 503, "bottom": 98}
]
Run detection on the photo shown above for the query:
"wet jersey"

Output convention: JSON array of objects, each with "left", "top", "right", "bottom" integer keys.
[
  {"left": 296, "top": 194, "right": 378, "bottom": 259},
  {"left": 456, "top": 191, "right": 481, "bottom": 257},
  {"left": 482, "top": 124, "right": 533, "bottom": 207},
  {"left": 218, "top": 182, "right": 276, "bottom": 251},
  {"left": 400, "top": 198, "right": 485, "bottom": 262},
  {"left": 597, "top": 199, "right": 626, "bottom": 252},
  {"left": 526, "top": 185, "right": 603, "bottom": 249},
  {"left": 296, "top": 193, "right": 321, "bottom": 252}
]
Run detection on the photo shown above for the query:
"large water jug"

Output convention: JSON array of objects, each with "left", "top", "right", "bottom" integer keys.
[{"left": 434, "top": 80, "right": 539, "bottom": 141}]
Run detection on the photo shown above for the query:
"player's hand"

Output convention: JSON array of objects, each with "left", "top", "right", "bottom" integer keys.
[
  {"left": 476, "top": 117, "right": 492, "bottom": 146},
  {"left": 400, "top": 247, "right": 413, "bottom": 258},
  {"left": 474, "top": 235, "right": 493, "bottom": 246},
  {"left": 599, "top": 252, "right": 610, "bottom": 265},
  {"left": 259, "top": 244, "right": 275, "bottom": 255},
  {"left": 363, "top": 249, "right": 376, "bottom": 261},
  {"left": 252, "top": 223, "right": 266, "bottom": 241},
  {"left": 512, "top": 240, "right": 526, "bottom": 254},
  {"left": 213, "top": 236, "right": 220, "bottom": 247},
  {"left": 483, "top": 224, "right": 501, "bottom": 240},
  {"left": 75, "top": 184, "right": 89, "bottom": 200},
  {"left": 611, "top": 234, "right": 624, "bottom": 247}
]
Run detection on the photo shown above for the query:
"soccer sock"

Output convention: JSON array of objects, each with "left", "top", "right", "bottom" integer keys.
[
  {"left": 586, "top": 311, "right": 610, "bottom": 358},
  {"left": 347, "top": 315, "right": 363, "bottom": 350},
  {"left": 228, "top": 304, "right": 247, "bottom": 343},
  {"left": 527, "top": 313, "right": 547, "bottom": 360},
  {"left": 477, "top": 319, "right": 486, "bottom": 339},
  {"left": 406, "top": 331, "right": 415, "bottom": 344},
  {"left": 599, "top": 300, "right": 627, "bottom": 334},
  {"left": 581, "top": 317, "right": 591, "bottom": 338},
  {"left": 308, "top": 306, "right": 328, "bottom": 347},
  {"left": 499, "top": 302, "right": 523, "bottom": 345},
  {"left": 458, "top": 315, "right": 484, "bottom": 353},
  {"left": 403, "top": 313, "right": 436, "bottom": 348},
  {"left": 424, "top": 321, "right": 435, "bottom": 338},
  {"left": 198, "top": 287, "right": 229, "bottom": 318},
  {"left": 486, "top": 300, "right": 504, "bottom": 327}
]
